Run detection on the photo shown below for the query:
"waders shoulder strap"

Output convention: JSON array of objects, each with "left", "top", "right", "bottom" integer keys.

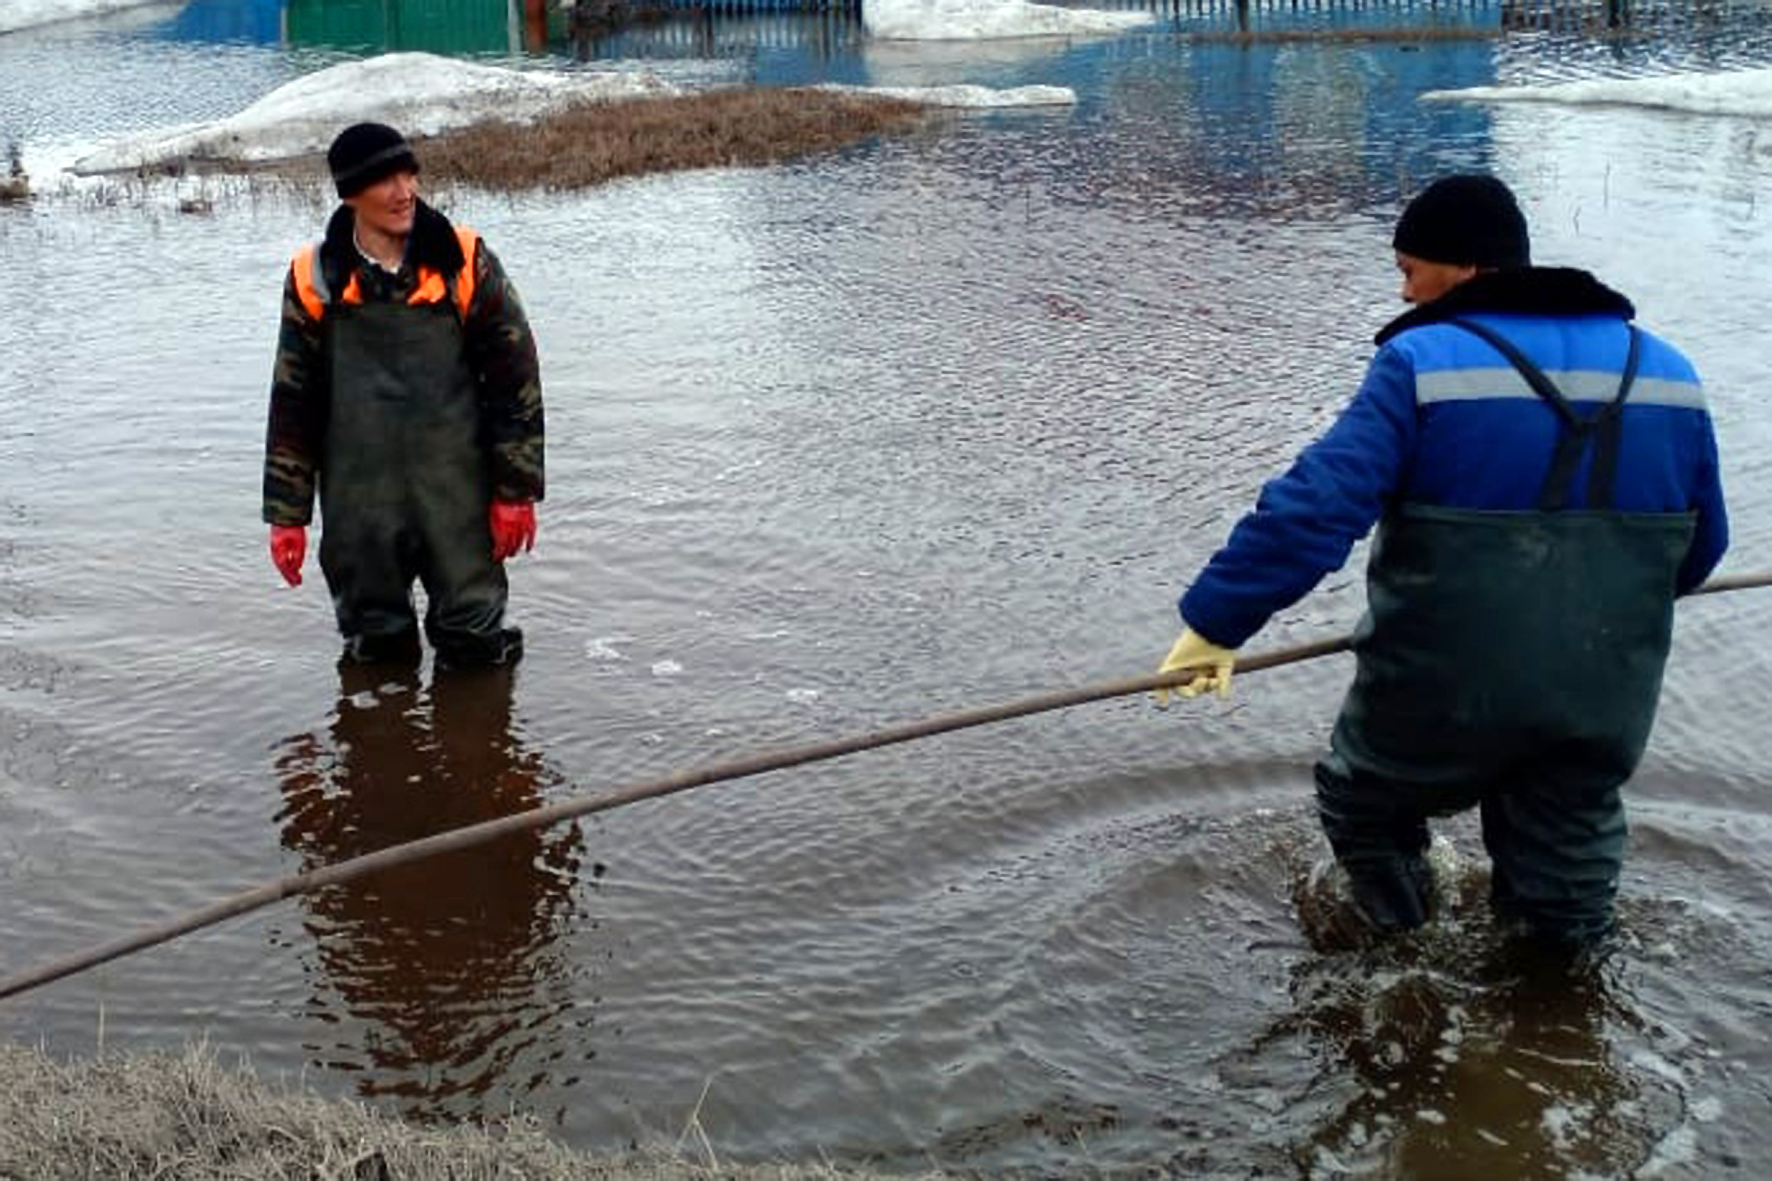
[{"left": 1446, "top": 317, "right": 1642, "bottom": 510}]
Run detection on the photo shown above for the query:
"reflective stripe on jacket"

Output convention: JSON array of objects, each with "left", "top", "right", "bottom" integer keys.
[
  {"left": 291, "top": 226, "right": 480, "bottom": 321},
  {"left": 1178, "top": 269, "right": 1727, "bottom": 649}
]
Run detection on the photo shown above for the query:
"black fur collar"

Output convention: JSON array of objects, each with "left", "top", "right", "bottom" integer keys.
[
  {"left": 318, "top": 199, "right": 463, "bottom": 287},
  {"left": 1375, "top": 267, "right": 1636, "bottom": 346}
]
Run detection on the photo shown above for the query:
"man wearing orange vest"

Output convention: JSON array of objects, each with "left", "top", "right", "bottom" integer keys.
[{"left": 262, "top": 122, "right": 544, "bottom": 669}]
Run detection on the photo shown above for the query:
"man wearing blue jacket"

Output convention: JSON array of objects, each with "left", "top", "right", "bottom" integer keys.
[{"left": 1157, "top": 174, "right": 1728, "bottom": 950}]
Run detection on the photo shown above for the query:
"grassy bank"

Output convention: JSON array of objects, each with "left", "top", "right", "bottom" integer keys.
[
  {"left": 420, "top": 87, "right": 932, "bottom": 191},
  {"left": 0, "top": 1041, "right": 947, "bottom": 1180},
  {"left": 238, "top": 87, "right": 934, "bottom": 197}
]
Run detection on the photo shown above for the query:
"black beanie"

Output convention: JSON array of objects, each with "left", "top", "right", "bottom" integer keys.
[
  {"left": 1392, "top": 174, "right": 1530, "bottom": 269},
  {"left": 327, "top": 122, "right": 420, "bottom": 198}
]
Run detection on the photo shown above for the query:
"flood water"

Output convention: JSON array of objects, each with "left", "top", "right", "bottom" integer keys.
[{"left": 4, "top": 2, "right": 1772, "bottom": 1176}]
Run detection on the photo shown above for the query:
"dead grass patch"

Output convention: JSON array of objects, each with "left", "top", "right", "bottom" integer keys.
[
  {"left": 420, "top": 87, "right": 930, "bottom": 191},
  {"left": 0, "top": 1040, "right": 948, "bottom": 1180},
  {"left": 235, "top": 86, "right": 933, "bottom": 197}
]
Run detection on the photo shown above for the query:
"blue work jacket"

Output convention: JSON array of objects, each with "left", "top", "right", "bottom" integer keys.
[{"left": 1179, "top": 268, "right": 1729, "bottom": 650}]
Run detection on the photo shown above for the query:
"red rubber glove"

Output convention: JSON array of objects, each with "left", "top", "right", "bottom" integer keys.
[
  {"left": 269, "top": 525, "right": 306, "bottom": 587},
  {"left": 490, "top": 499, "right": 536, "bottom": 562}
]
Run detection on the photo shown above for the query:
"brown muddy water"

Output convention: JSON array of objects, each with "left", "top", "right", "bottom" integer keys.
[{"left": 4, "top": 6, "right": 1772, "bottom": 1177}]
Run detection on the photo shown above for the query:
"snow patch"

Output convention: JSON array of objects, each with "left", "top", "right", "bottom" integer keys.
[
  {"left": 1424, "top": 67, "right": 1772, "bottom": 119},
  {"left": 863, "top": 0, "right": 1152, "bottom": 40},
  {"left": 72, "top": 52, "right": 678, "bottom": 175}
]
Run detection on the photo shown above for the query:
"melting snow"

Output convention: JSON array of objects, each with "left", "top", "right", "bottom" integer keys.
[
  {"left": 1425, "top": 67, "right": 1772, "bottom": 119},
  {"left": 72, "top": 53, "right": 677, "bottom": 175},
  {"left": 863, "top": 0, "right": 1151, "bottom": 41}
]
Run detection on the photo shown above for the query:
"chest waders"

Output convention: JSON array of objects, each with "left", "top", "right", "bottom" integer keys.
[
  {"left": 1315, "top": 319, "right": 1697, "bottom": 946},
  {"left": 317, "top": 287, "right": 514, "bottom": 668}
]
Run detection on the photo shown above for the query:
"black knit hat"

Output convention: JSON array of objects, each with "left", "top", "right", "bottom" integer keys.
[
  {"left": 1393, "top": 174, "right": 1530, "bottom": 269},
  {"left": 326, "top": 122, "right": 419, "bottom": 198}
]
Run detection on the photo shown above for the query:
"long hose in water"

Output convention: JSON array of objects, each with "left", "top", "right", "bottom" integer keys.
[{"left": 2, "top": 571, "right": 1768, "bottom": 1002}]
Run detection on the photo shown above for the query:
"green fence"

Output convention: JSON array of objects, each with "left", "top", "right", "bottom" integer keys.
[{"left": 285, "top": 0, "right": 520, "bottom": 53}]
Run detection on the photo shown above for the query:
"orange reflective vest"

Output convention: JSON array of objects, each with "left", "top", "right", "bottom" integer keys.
[{"left": 291, "top": 226, "right": 479, "bottom": 321}]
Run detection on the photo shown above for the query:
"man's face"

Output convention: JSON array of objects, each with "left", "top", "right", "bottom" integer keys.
[
  {"left": 345, "top": 167, "right": 419, "bottom": 239},
  {"left": 1395, "top": 251, "right": 1477, "bottom": 305}
]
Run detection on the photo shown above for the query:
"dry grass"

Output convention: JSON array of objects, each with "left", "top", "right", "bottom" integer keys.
[
  {"left": 419, "top": 87, "right": 930, "bottom": 192},
  {"left": 234, "top": 87, "right": 932, "bottom": 197},
  {"left": 0, "top": 1040, "right": 948, "bottom": 1180}
]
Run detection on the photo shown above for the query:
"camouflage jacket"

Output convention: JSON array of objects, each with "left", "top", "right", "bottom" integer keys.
[{"left": 262, "top": 200, "right": 544, "bottom": 526}]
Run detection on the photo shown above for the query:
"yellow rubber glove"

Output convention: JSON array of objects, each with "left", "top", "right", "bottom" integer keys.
[{"left": 1154, "top": 627, "right": 1238, "bottom": 706}]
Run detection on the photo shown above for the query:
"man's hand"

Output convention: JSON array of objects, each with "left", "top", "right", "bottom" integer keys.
[
  {"left": 270, "top": 525, "right": 306, "bottom": 587},
  {"left": 1153, "top": 627, "right": 1238, "bottom": 706},
  {"left": 490, "top": 499, "right": 536, "bottom": 562}
]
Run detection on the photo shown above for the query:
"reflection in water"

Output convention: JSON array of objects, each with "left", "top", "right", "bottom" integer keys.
[{"left": 273, "top": 664, "right": 592, "bottom": 1117}]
